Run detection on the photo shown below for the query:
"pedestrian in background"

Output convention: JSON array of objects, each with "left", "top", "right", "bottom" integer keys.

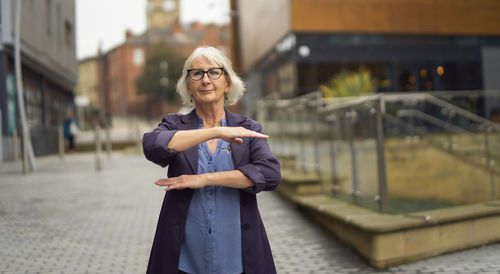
[
  {"left": 63, "top": 110, "right": 78, "bottom": 152},
  {"left": 143, "top": 46, "right": 281, "bottom": 274}
]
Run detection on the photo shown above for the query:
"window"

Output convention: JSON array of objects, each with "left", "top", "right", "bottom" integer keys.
[
  {"left": 56, "top": 2, "right": 61, "bottom": 46},
  {"left": 133, "top": 48, "right": 144, "bottom": 66},
  {"left": 46, "top": 0, "right": 52, "bottom": 36},
  {"left": 64, "top": 20, "right": 73, "bottom": 48}
]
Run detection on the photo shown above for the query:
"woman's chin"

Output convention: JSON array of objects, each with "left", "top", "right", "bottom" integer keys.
[{"left": 196, "top": 96, "right": 224, "bottom": 105}]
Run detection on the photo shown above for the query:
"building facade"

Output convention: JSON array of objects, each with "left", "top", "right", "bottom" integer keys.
[
  {"left": 75, "top": 0, "right": 231, "bottom": 123},
  {"left": 75, "top": 57, "right": 99, "bottom": 110},
  {"left": 0, "top": 0, "right": 77, "bottom": 160},
  {"left": 231, "top": 0, "right": 500, "bottom": 116},
  {"left": 104, "top": 32, "right": 147, "bottom": 119}
]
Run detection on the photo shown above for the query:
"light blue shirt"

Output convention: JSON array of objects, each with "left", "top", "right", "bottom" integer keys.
[{"left": 178, "top": 118, "right": 243, "bottom": 274}]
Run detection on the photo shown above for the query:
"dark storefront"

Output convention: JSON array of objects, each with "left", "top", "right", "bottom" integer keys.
[
  {"left": 0, "top": 51, "right": 75, "bottom": 158},
  {"left": 258, "top": 33, "right": 500, "bottom": 98}
]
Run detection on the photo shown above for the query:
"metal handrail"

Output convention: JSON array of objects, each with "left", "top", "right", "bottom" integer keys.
[
  {"left": 381, "top": 93, "right": 499, "bottom": 129},
  {"left": 424, "top": 94, "right": 500, "bottom": 130},
  {"left": 397, "top": 109, "right": 472, "bottom": 134},
  {"left": 319, "top": 94, "right": 381, "bottom": 113}
]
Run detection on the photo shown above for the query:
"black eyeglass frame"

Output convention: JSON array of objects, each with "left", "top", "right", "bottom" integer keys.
[{"left": 186, "top": 67, "right": 226, "bottom": 81}]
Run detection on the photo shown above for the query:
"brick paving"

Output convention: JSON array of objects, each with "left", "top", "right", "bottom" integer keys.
[{"left": 0, "top": 153, "right": 499, "bottom": 274}]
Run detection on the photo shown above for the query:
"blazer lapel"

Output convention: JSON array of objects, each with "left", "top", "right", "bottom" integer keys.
[
  {"left": 180, "top": 109, "right": 199, "bottom": 174},
  {"left": 226, "top": 110, "right": 247, "bottom": 168}
]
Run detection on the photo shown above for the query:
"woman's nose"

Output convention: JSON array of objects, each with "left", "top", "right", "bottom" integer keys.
[{"left": 201, "top": 73, "right": 211, "bottom": 83}]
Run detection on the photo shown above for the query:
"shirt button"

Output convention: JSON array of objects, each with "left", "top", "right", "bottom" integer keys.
[{"left": 242, "top": 224, "right": 250, "bottom": 231}]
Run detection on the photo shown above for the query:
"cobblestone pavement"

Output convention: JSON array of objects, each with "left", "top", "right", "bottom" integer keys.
[{"left": 1, "top": 153, "right": 499, "bottom": 274}]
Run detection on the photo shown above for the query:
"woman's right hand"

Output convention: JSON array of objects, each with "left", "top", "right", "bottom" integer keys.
[{"left": 217, "top": 126, "right": 269, "bottom": 144}]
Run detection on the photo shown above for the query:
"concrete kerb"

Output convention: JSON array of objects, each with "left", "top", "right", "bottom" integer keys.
[{"left": 276, "top": 178, "right": 500, "bottom": 269}]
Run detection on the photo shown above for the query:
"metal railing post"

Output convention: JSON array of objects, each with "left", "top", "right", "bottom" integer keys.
[
  {"left": 375, "top": 97, "right": 389, "bottom": 213},
  {"left": 444, "top": 108, "right": 455, "bottom": 152},
  {"left": 299, "top": 103, "right": 309, "bottom": 173},
  {"left": 346, "top": 110, "right": 360, "bottom": 204},
  {"left": 327, "top": 114, "right": 339, "bottom": 195},
  {"left": 311, "top": 96, "right": 322, "bottom": 182},
  {"left": 285, "top": 107, "right": 293, "bottom": 169},
  {"left": 484, "top": 126, "right": 495, "bottom": 200}
]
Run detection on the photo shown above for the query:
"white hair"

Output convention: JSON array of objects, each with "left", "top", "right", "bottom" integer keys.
[{"left": 176, "top": 47, "right": 245, "bottom": 107}]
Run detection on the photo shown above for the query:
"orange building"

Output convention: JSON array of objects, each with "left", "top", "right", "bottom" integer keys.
[{"left": 231, "top": 0, "right": 500, "bottom": 115}]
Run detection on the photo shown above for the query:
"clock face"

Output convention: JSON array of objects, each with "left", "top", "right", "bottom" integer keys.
[{"left": 163, "top": 0, "right": 176, "bottom": 11}]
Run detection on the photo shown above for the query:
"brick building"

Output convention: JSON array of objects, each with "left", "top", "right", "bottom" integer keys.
[{"left": 76, "top": 0, "right": 230, "bottom": 122}]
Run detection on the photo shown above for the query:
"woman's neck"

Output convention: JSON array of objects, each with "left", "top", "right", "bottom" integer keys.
[{"left": 195, "top": 104, "right": 226, "bottom": 128}]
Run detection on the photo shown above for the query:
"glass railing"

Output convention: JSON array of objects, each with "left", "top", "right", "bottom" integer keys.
[{"left": 260, "top": 91, "right": 500, "bottom": 214}]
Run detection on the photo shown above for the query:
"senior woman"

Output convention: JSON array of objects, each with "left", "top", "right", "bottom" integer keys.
[{"left": 142, "top": 46, "right": 281, "bottom": 274}]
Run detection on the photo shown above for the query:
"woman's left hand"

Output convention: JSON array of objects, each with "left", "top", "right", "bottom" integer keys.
[{"left": 154, "top": 174, "right": 206, "bottom": 191}]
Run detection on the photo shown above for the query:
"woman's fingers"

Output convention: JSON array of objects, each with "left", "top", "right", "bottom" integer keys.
[
  {"left": 154, "top": 178, "right": 178, "bottom": 186},
  {"left": 154, "top": 175, "right": 206, "bottom": 191},
  {"left": 232, "top": 137, "right": 243, "bottom": 144},
  {"left": 220, "top": 127, "right": 269, "bottom": 143},
  {"left": 155, "top": 178, "right": 184, "bottom": 191}
]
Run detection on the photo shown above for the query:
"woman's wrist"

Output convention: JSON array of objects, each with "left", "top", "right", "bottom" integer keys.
[
  {"left": 201, "top": 173, "right": 212, "bottom": 187},
  {"left": 208, "top": 127, "right": 222, "bottom": 140}
]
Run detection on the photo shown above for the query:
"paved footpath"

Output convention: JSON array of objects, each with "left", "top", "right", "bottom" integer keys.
[{"left": 1, "top": 153, "right": 499, "bottom": 274}]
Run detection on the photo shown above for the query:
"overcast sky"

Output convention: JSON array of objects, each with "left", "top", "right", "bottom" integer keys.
[{"left": 76, "top": 0, "right": 230, "bottom": 60}]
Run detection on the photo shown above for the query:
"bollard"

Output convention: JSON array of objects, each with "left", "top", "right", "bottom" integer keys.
[
  {"left": 58, "top": 126, "right": 64, "bottom": 159},
  {"left": 136, "top": 124, "right": 141, "bottom": 153},
  {"left": 13, "top": 129, "right": 19, "bottom": 161},
  {"left": 22, "top": 132, "right": 29, "bottom": 174},
  {"left": 105, "top": 124, "right": 112, "bottom": 158},
  {"left": 95, "top": 125, "right": 102, "bottom": 171}
]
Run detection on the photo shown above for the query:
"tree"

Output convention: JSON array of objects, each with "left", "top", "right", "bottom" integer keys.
[
  {"left": 320, "top": 67, "right": 379, "bottom": 98},
  {"left": 136, "top": 44, "right": 186, "bottom": 101}
]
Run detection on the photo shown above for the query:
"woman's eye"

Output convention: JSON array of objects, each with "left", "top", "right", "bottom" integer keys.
[
  {"left": 209, "top": 69, "right": 221, "bottom": 75},
  {"left": 193, "top": 70, "right": 203, "bottom": 77}
]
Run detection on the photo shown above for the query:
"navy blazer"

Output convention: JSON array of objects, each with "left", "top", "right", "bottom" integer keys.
[{"left": 142, "top": 109, "right": 281, "bottom": 274}]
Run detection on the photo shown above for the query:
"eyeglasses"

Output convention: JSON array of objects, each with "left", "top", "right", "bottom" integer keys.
[{"left": 186, "top": 67, "right": 225, "bottom": 81}]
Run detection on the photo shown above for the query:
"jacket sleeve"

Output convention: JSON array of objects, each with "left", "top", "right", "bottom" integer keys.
[
  {"left": 238, "top": 121, "right": 281, "bottom": 194},
  {"left": 142, "top": 114, "right": 181, "bottom": 167}
]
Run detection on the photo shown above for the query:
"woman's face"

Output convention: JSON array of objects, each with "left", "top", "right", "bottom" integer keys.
[{"left": 186, "top": 57, "right": 230, "bottom": 107}]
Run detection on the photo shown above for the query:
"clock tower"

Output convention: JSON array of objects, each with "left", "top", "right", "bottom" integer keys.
[{"left": 147, "top": 0, "right": 180, "bottom": 30}]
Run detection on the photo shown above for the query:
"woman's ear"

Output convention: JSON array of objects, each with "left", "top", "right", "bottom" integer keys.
[
  {"left": 225, "top": 78, "right": 231, "bottom": 93},
  {"left": 186, "top": 82, "right": 193, "bottom": 96}
]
